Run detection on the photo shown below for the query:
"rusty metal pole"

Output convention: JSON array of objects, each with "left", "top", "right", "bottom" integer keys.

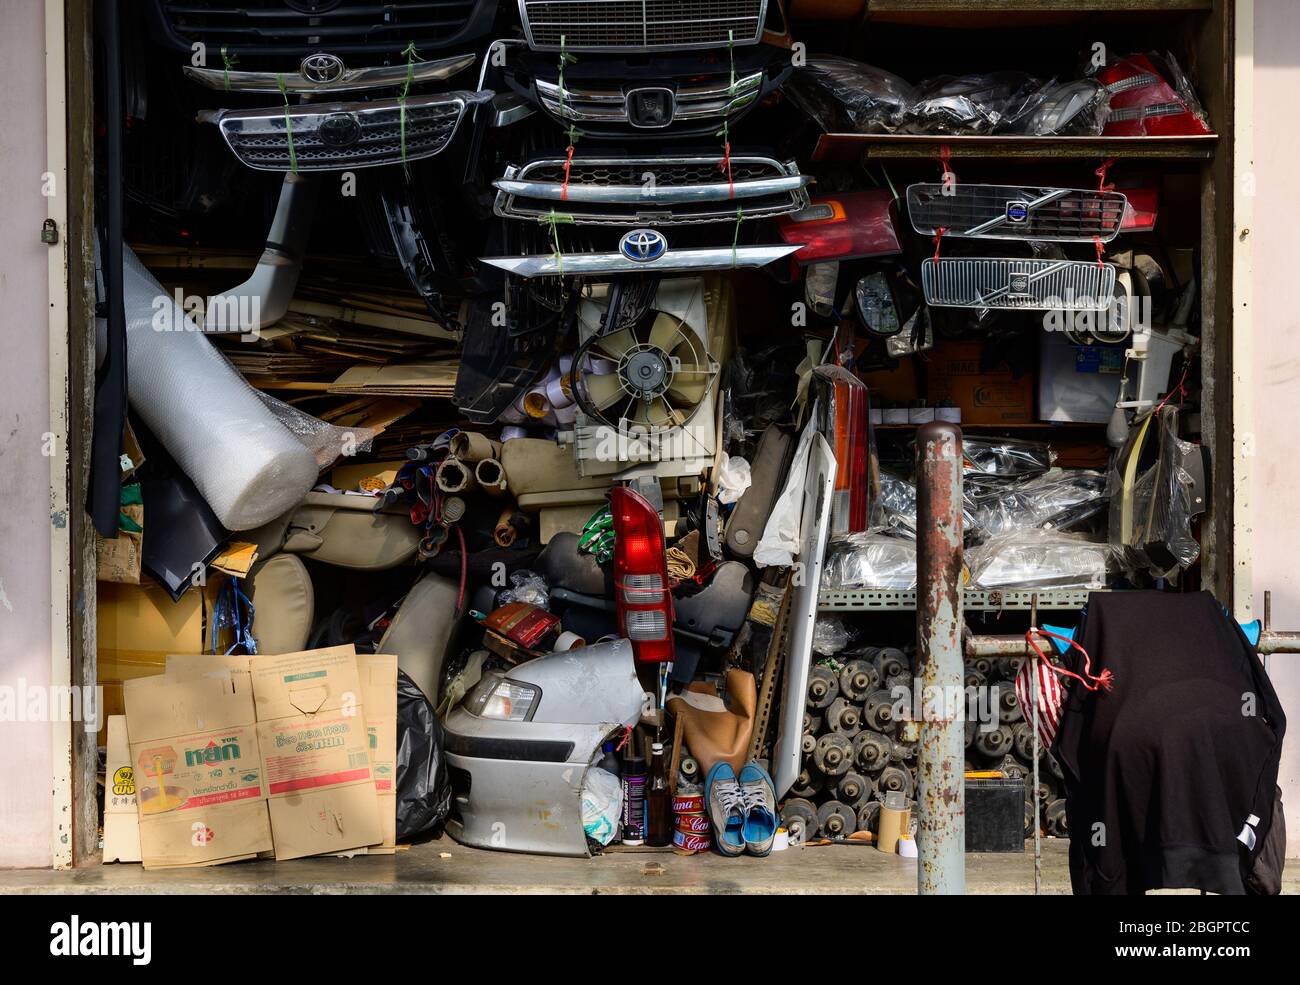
[{"left": 915, "top": 422, "right": 965, "bottom": 895}]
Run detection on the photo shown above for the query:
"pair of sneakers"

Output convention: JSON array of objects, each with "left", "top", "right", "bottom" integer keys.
[{"left": 705, "top": 760, "right": 778, "bottom": 857}]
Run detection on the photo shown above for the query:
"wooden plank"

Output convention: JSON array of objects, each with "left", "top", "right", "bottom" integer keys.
[{"left": 812, "top": 133, "right": 1219, "bottom": 163}]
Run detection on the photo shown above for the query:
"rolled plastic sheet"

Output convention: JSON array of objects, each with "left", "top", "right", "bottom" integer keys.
[{"left": 118, "top": 246, "right": 318, "bottom": 530}]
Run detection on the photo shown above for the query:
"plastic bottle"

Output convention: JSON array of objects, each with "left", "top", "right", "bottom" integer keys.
[
  {"left": 620, "top": 739, "right": 647, "bottom": 846},
  {"left": 646, "top": 741, "right": 671, "bottom": 848},
  {"left": 598, "top": 741, "right": 620, "bottom": 776}
]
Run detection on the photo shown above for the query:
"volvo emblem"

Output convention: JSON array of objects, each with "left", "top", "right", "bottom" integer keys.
[
  {"left": 620, "top": 229, "right": 668, "bottom": 263},
  {"left": 1005, "top": 200, "right": 1029, "bottom": 223},
  {"left": 318, "top": 112, "right": 362, "bottom": 148},
  {"left": 300, "top": 53, "right": 346, "bottom": 85},
  {"left": 626, "top": 87, "right": 675, "bottom": 128},
  {"left": 1007, "top": 272, "right": 1032, "bottom": 298}
]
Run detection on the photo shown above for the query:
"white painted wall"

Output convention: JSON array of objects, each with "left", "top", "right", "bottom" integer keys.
[
  {"left": 0, "top": 0, "right": 54, "bottom": 868},
  {"left": 1251, "top": 0, "right": 1300, "bottom": 857}
]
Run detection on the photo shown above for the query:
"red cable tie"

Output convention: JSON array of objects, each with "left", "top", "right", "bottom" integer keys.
[
  {"left": 561, "top": 144, "right": 575, "bottom": 202},
  {"left": 1094, "top": 234, "right": 1105, "bottom": 268},
  {"left": 1025, "top": 629, "right": 1114, "bottom": 693},
  {"left": 718, "top": 140, "right": 734, "bottom": 199},
  {"left": 933, "top": 226, "right": 946, "bottom": 262},
  {"left": 1095, "top": 156, "right": 1116, "bottom": 193},
  {"left": 938, "top": 144, "right": 954, "bottom": 186}
]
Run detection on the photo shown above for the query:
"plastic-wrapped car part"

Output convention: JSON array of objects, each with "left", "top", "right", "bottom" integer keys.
[
  {"left": 454, "top": 285, "right": 565, "bottom": 424},
  {"left": 395, "top": 669, "right": 452, "bottom": 841},
  {"left": 1096, "top": 52, "right": 1212, "bottom": 137},
  {"left": 786, "top": 57, "right": 917, "bottom": 134},
  {"left": 902, "top": 72, "right": 1050, "bottom": 136},
  {"left": 114, "top": 245, "right": 320, "bottom": 531},
  {"left": 823, "top": 532, "right": 918, "bottom": 590},
  {"left": 962, "top": 436, "right": 1055, "bottom": 484},
  {"left": 1108, "top": 407, "right": 1205, "bottom": 579},
  {"left": 870, "top": 470, "right": 919, "bottom": 538},
  {"left": 967, "top": 469, "right": 1108, "bottom": 543},
  {"left": 1017, "top": 79, "right": 1109, "bottom": 136},
  {"left": 967, "top": 530, "right": 1110, "bottom": 591}
]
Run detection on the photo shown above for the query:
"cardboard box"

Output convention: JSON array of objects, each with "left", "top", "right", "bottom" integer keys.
[
  {"left": 926, "top": 341, "right": 1034, "bottom": 426},
  {"left": 248, "top": 646, "right": 383, "bottom": 860},
  {"left": 354, "top": 653, "right": 399, "bottom": 854},
  {"left": 123, "top": 671, "right": 273, "bottom": 869},
  {"left": 102, "top": 715, "right": 141, "bottom": 863}
]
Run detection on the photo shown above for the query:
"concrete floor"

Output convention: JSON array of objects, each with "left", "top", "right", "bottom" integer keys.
[
  {"left": 4, "top": 838, "right": 1295, "bottom": 894},
  {"left": 0, "top": 838, "right": 1090, "bottom": 895}
]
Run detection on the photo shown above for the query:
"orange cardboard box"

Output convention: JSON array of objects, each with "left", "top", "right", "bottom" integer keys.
[{"left": 926, "top": 341, "right": 1034, "bottom": 425}]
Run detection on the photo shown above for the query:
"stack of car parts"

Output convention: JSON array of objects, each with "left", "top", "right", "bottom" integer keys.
[{"left": 779, "top": 644, "right": 1065, "bottom": 843}]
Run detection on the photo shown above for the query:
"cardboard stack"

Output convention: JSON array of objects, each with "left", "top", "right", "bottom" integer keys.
[{"left": 119, "top": 646, "right": 397, "bottom": 869}]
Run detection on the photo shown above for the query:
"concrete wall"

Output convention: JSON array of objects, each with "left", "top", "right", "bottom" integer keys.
[
  {"left": 1251, "top": 0, "right": 1300, "bottom": 857},
  {"left": 0, "top": 0, "right": 54, "bottom": 868}
]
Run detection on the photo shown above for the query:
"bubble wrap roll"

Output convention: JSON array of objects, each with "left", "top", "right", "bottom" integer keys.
[{"left": 120, "top": 246, "right": 318, "bottom": 530}]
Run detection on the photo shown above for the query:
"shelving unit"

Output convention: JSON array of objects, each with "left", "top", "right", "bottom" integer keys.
[{"left": 865, "top": 0, "right": 1211, "bottom": 12}]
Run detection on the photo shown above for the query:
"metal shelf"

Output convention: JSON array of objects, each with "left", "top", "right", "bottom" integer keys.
[
  {"left": 819, "top": 588, "right": 1099, "bottom": 611},
  {"left": 811, "top": 133, "right": 1218, "bottom": 164},
  {"left": 866, "top": 0, "right": 1211, "bottom": 11}
]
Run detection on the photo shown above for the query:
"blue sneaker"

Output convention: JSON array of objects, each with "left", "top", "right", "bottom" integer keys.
[
  {"left": 705, "top": 761, "right": 746, "bottom": 857},
  {"left": 737, "top": 760, "right": 778, "bottom": 857}
]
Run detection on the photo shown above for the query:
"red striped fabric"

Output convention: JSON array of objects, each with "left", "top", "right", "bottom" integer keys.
[{"left": 1016, "top": 657, "right": 1064, "bottom": 750}]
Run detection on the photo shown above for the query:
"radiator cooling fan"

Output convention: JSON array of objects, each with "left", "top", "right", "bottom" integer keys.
[
  {"left": 578, "top": 311, "right": 717, "bottom": 429},
  {"left": 570, "top": 277, "right": 728, "bottom": 477}
]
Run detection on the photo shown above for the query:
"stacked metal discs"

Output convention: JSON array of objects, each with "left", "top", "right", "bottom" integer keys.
[{"left": 778, "top": 646, "right": 1069, "bottom": 842}]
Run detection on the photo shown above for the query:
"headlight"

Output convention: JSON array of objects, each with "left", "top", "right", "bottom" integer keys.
[{"left": 467, "top": 674, "right": 541, "bottom": 721}]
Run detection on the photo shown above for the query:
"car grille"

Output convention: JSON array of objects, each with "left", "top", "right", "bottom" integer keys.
[
  {"left": 921, "top": 258, "right": 1117, "bottom": 311},
  {"left": 207, "top": 93, "right": 479, "bottom": 171},
  {"left": 519, "top": 0, "right": 767, "bottom": 51},
  {"left": 907, "top": 184, "right": 1129, "bottom": 243},
  {"left": 534, "top": 72, "right": 762, "bottom": 131},
  {"left": 494, "top": 155, "right": 808, "bottom": 225},
  {"left": 151, "top": 0, "right": 489, "bottom": 60}
]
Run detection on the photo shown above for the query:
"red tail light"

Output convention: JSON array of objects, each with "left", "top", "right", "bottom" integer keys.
[
  {"left": 812, "top": 366, "right": 870, "bottom": 536},
  {"left": 1119, "top": 186, "right": 1159, "bottom": 232},
  {"left": 612, "top": 485, "right": 676, "bottom": 665},
  {"left": 775, "top": 189, "right": 902, "bottom": 266}
]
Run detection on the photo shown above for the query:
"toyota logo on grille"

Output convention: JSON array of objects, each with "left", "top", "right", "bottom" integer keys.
[
  {"left": 318, "top": 113, "right": 362, "bottom": 148},
  {"left": 301, "top": 53, "right": 345, "bottom": 85},
  {"left": 619, "top": 229, "right": 668, "bottom": 263}
]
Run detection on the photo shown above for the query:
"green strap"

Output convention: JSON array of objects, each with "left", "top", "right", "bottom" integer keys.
[
  {"left": 727, "top": 29, "right": 736, "bottom": 96},
  {"left": 276, "top": 74, "right": 297, "bottom": 174},
  {"left": 540, "top": 209, "right": 575, "bottom": 274},
  {"left": 731, "top": 207, "right": 745, "bottom": 268},
  {"left": 220, "top": 46, "right": 237, "bottom": 92},
  {"left": 398, "top": 42, "right": 421, "bottom": 176}
]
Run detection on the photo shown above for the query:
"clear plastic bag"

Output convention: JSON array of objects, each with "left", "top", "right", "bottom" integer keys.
[
  {"left": 902, "top": 72, "right": 1050, "bottom": 136},
  {"left": 967, "top": 530, "right": 1111, "bottom": 591},
  {"left": 1108, "top": 408, "right": 1202, "bottom": 579},
  {"left": 580, "top": 766, "right": 622, "bottom": 847},
  {"left": 824, "top": 532, "right": 918, "bottom": 590},
  {"left": 786, "top": 57, "right": 918, "bottom": 134},
  {"left": 870, "top": 471, "right": 919, "bottom": 538},
  {"left": 497, "top": 570, "right": 551, "bottom": 610},
  {"left": 254, "top": 389, "right": 376, "bottom": 469},
  {"left": 963, "top": 437, "right": 1055, "bottom": 484},
  {"left": 967, "top": 469, "right": 1108, "bottom": 543},
  {"left": 812, "top": 614, "right": 853, "bottom": 655},
  {"left": 1095, "top": 52, "right": 1212, "bottom": 137}
]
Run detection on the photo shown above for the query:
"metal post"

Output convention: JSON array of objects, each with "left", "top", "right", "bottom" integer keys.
[{"left": 915, "top": 422, "right": 965, "bottom": 895}]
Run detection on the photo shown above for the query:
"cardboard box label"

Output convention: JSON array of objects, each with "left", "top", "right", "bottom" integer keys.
[
  {"left": 263, "top": 716, "right": 373, "bottom": 794},
  {"left": 135, "top": 725, "right": 263, "bottom": 813}
]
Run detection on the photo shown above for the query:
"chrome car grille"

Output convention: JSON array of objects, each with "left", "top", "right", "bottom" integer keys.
[
  {"left": 534, "top": 71, "right": 762, "bottom": 130},
  {"left": 494, "top": 155, "right": 809, "bottom": 225},
  {"left": 152, "top": 0, "right": 491, "bottom": 60},
  {"left": 907, "top": 184, "right": 1129, "bottom": 243},
  {"left": 921, "top": 258, "right": 1117, "bottom": 311},
  {"left": 519, "top": 0, "right": 767, "bottom": 51},
  {"left": 203, "top": 92, "right": 486, "bottom": 171}
]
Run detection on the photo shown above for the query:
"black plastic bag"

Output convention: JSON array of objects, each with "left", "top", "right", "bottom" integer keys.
[{"left": 395, "top": 669, "right": 452, "bottom": 840}]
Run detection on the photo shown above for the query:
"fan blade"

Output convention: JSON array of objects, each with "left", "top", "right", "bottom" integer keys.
[
  {"left": 592, "top": 327, "right": 636, "bottom": 361},
  {"left": 667, "top": 374, "right": 709, "bottom": 405},
  {"left": 628, "top": 398, "right": 669, "bottom": 428},
  {"left": 585, "top": 372, "right": 626, "bottom": 412},
  {"left": 648, "top": 313, "right": 688, "bottom": 354}
]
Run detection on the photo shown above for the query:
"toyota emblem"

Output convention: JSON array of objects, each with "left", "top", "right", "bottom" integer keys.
[
  {"left": 619, "top": 229, "right": 668, "bottom": 263},
  {"left": 301, "top": 53, "right": 345, "bottom": 85}
]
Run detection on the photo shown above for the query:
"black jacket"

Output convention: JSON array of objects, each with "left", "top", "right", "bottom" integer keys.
[{"left": 1054, "top": 591, "right": 1286, "bottom": 895}]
